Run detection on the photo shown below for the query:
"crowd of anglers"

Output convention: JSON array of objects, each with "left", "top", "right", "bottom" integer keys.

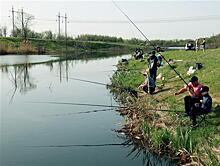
[
  {"left": 112, "top": 1, "right": 212, "bottom": 128},
  {"left": 133, "top": 46, "right": 212, "bottom": 128}
]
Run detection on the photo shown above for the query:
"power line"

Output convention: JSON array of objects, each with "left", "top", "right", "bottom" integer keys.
[
  {"left": 67, "top": 15, "right": 220, "bottom": 24},
  {"left": 34, "top": 18, "right": 56, "bottom": 22},
  {"left": 3, "top": 15, "right": 220, "bottom": 24}
]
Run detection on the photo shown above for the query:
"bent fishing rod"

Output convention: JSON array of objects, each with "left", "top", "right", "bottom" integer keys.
[
  {"left": 112, "top": 1, "right": 189, "bottom": 87},
  {"left": 56, "top": 75, "right": 163, "bottom": 102},
  {"left": 27, "top": 142, "right": 132, "bottom": 148},
  {"left": 29, "top": 101, "right": 181, "bottom": 114},
  {"left": 56, "top": 75, "right": 140, "bottom": 98},
  {"left": 28, "top": 101, "right": 123, "bottom": 108}
]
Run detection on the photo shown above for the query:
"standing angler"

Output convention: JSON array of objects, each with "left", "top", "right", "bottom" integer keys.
[
  {"left": 201, "top": 38, "right": 206, "bottom": 52},
  {"left": 147, "top": 50, "right": 158, "bottom": 82}
]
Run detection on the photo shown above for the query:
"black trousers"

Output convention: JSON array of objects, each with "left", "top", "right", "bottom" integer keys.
[
  {"left": 184, "top": 96, "right": 206, "bottom": 125},
  {"left": 149, "top": 69, "right": 157, "bottom": 82},
  {"left": 143, "top": 85, "right": 155, "bottom": 95},
  {"left": 184, "top": 96, "right": 201, "bottom": 115},
  {"left": 191, "top": 107, "right": 210, "bottom": 125}
]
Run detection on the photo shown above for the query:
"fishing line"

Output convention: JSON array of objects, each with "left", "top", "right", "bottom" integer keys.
[
  {"left": 47, "top": 108, "right": 114, "bottom": 117},
  {"left": 112, "top": 1, "right": 190, "bottom": 87},
  {"left": 28, "top": 143, "right": 132, "bottom": 148},
  {"left": 56, "top": 76, "right": 140, "bottom": 98}
]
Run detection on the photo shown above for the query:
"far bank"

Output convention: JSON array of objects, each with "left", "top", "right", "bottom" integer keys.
[{"left": 0, "top": 37, "right": 137, "bottom": 56}]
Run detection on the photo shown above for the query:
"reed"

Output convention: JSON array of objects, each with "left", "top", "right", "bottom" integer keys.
[
  {"left": 0, "top": 40, "right": 37, "bottom": 55},
  {"left": 0, "top": 43, "right": 18, "bottom": 54},
  {"left": 18, "top": 41, "right": 37, "bottom": 54}
]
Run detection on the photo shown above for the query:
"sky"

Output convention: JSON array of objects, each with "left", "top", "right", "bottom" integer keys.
[{"left": 1, "top": 0, "right": 220, "bottom": 40}]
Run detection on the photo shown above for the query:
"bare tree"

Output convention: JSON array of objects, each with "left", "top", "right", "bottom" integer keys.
[{"left": 15, "top": 10, "right": 35, "bottom": 41}]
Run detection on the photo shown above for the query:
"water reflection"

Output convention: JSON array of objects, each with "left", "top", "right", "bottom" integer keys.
[
  {"left": 1, "top": 53, "right": 121, "bottom": 99},
  {"left": 0, "top": 54, "right": 175, "bottom": 166},
  {"left": 2, "top": 58, "right": 74, "bottom": 103},
  {"left": 2, "top": 64, "right": 37, "bottom": 103}
]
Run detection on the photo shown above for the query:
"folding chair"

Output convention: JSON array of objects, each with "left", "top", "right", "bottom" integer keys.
[{"left": 196, "top": 111, "right": 211, "bottom": 125}]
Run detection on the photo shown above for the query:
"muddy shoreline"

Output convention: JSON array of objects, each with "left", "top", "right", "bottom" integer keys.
[{"left": 109, "top": 60, "right": 209, "bottom": 166}]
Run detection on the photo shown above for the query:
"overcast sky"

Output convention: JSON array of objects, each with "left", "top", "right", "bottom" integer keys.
[{"left": 1, "top": 0, "right": 220, "bottom": 40}]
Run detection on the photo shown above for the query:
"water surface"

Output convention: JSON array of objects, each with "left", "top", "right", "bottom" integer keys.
[
  {"left": 0, "top": 54, "right": 174, "bottom": 166},
  {"left": 0, "top": 55, "right": 58, "bottom": 66}
]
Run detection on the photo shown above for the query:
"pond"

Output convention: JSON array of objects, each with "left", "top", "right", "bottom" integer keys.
[
  {"left": 0, "top": 54, "right": 174, "bottom": 166},
  {"left": 0, "top": 55, "right": 58, "bottom": 66}
]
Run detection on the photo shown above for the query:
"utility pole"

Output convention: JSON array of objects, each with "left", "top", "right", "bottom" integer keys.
[
  {"left": 64, "top": 13, "right": 68, "bottom": 81},
  {"left": 57, "top": 12, "right": 61, "bottom": 39},
  {"left": 64, "top": 13, "right": 67, "bottom": 51},
  {"left": 21, "top": 8, "right": 25, "bottom": 40},
  {"left": 58, "top": 13, "right": 68, "bottom": 51},
  {"left": 10, "top": 6, "right": 19, "bottom": 37},
  {"left": 11, "top": 6, "right": 15, "bottom": 37}
]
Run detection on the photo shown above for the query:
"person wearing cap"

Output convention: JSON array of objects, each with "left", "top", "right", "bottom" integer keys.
[
  {"left": 174, "top": 76, "right": 203, "bottom": 114},
  {"left": 147, "top": 50, "right": 158, "bottom": 82},
  {"left": 138, "top": 71, "right": 155, "bottom": 95},
  {"left": 190, "top": 86, "right": 212, "bottom": 127}
]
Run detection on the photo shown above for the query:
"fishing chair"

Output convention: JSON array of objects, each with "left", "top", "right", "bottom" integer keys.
[
  {"left": 196, "top": 112, "right": 209, "bottom": 125},
  {"left": 193, "top": 109, "right": 211, "bottom": 126}
]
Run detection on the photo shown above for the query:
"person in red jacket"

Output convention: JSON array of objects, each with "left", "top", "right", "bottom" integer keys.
[
  {"left": 174, "top": 76, "right": 203, "bottom": 115},
  {"left": 190, "top": 86, "right": 212, "bottom": 127}
]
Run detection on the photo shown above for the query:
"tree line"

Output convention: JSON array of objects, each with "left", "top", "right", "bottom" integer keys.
[{"left": 0, "top": 26, "right": 219, "bottom": 48}]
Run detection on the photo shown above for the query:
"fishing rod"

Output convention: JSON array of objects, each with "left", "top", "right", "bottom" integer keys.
[
  {"left": 57, "top": 75, "right": 164, "bottom": 103},
  {"left": 57, "top": 76, "right": 140, "bottom": 98},
  {"left": 112, "top": 1, "right": 189, "bottom": 87},
  {"left": 60, "top": 76, "right": 107, "bottom": 86},
  {"left": 48, "top": 108, "right": 114, "bottom": 117},
  {"left": 52, "top": 108, "right": 183, "bottom": 117},
  {"left": 28, "top": 101, "right": 124, "bottom": 108},
  {"left": 28, "top": 143, "right": 132, "bottom": 148},
  {"left": 102, "top": 68, "right": 144, "bottom": 72},
  {"left": 29, "top": 101, "right": 182, "bottom": 114}
]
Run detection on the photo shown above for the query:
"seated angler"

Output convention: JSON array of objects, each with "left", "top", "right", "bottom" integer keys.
[
  {"left": 190, "top": 86, "right": 212, "bottom": 127},
  {"left": 174, "top": 76, "right": 203, "bottom": 115},
  {"left": 138, "top": 71, "right": 156, "bottom": 95}
]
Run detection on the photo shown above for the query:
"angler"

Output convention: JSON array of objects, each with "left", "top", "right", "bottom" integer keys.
[{"left": 174, "top": 76, "right": 203, "bottom": 115}]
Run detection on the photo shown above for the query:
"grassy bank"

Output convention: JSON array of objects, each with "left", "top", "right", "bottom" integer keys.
[
  {"left": 0, "top": 37, "right": 136, "bottom": 55},
  {"left": 110, "top": 48, "right": 220, "bottom": 165}
]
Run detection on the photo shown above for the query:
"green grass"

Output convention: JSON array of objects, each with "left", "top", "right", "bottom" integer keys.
[
  {"left": 0, "top": 37, "right": 136, "bottom": 55},
  {"left": 111, "top": 48, "right": 220, "bottom": 164}
]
